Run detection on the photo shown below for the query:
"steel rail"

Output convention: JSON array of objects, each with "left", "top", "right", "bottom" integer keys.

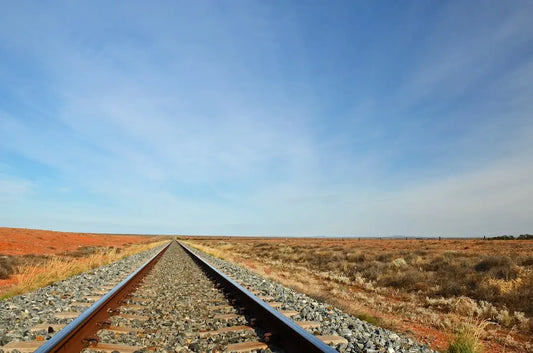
[
  {"left": 35, "top": 241, "right": 172, "bottom": 353},
  {"left": 179, "top": 242, "right": 338, "bottom": 353}
]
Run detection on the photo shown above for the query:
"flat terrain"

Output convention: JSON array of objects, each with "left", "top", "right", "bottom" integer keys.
[
  {"left": 183, "top": 236, "right": 533, "bottom": 353},
  {"left": 0, "top": 227, "right": 157, "bottom": 256},
  {"left": 0, "top": 227, "right": 166, "bottom": 296}
]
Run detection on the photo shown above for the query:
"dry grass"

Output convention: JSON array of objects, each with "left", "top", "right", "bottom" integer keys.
[
  {"left": 182, "top": 237, "right": 533, "bottom": 353},
  {"left": 447, "top": 322, "right": 487, "bottom": 353},
  {"left": 0, "top": 240, "right": 168, "bottom": 299}
]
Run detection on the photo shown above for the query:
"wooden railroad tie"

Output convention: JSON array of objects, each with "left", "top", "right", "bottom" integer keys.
[
  {"left": 1, "top": 340, "right": 45, "bottom": 353},
  {"left": 88, "top": 343, "right": 141, "bottom": 353},
  {"left": 30, "top": 323, "right": 66, "bottom": 332},
  {"left": 199, "top": 325, "right": 254, "bottom": 337},
  {"left": 82, "top": 295, "right": 102, "bottom": 302},
  {"left": 213, "top": 313, "right": 240, "bottom": 321},
  {"left": 117, "top": 313, "right": 149, "bottom": 321},
  {"left": 208, "top": 304, "right": 235, "bottom": 312},
  {"left": 54, "top": 311, "right": 81, "bottom": 319},
  {"left": 102, "top": 325, "right": 144, "bottom": 335},
  {"left": 92, "top": 289, "right": 109, "bottom": 295},
  {"left": 279, "top": 310, "right": 299, "bottom": 317},
  {"left": 296, "top": 321, "right": 321, "bottom": 329},
  {"left": 227, "top": 341, "right": 268, "bottom": 353},
  {"left": 316, "top": 335, "right": 348, "bottom": 345},
  {"left": 257, "top": 295, "right": 275, "bottom": 301}
]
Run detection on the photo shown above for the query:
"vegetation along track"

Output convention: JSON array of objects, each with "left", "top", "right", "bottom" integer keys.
[{"left": 1, "top": 241, "right": 348, "bottom": 353}]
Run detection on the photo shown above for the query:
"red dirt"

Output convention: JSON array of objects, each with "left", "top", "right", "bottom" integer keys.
[
  {"left": 0, "top": 277, "right": 17, "bottom": 288},
  {"left": 0, "top": 227, "right": 156, "bottom": 256}
]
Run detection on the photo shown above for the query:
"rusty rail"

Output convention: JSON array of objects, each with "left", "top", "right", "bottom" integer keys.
[
  {"left": 179, "top": 242, "right": 338, "bottom": 353},
  {"left": 35, "top": 241, "right": 171, "bottom": 353}
]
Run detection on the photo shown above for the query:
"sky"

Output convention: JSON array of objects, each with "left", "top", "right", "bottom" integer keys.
[{"left": 1, "top": 1, "right": 532, "bottom": 237}]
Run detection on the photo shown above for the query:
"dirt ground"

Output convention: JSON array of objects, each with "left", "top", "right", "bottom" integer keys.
[
  {"left": 0, "top": 227, "right": 164, "bottom": 293},
  {"left": 0, "top": 227, "right": 157, "bottom": 256}
]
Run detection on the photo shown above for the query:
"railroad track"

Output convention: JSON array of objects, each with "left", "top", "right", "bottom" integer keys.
[{"left": 2, "top": 241, "right": 342, "bottom": 353}]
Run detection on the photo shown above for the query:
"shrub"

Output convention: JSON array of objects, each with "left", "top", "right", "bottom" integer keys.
[
  {"left": 356, "top": 313, "right": 380, "bottom": 325},
  {"left": 438, "top": 282, "right": 464, "bottom": 298},
  {"left": 64, "top": 246, "right": 100, "bottom": 258},
  {"left": 425, "top": 256, "right": 451, "bottom": 272},
  {"left": 0, "top": 256, "right": 18, "bottom": 279},
  {"left": 447, "top": 325, "right": 484, "bottom": 353},
  {"left": 360, "top": 261, "right": 386, "bottom": 281},
  {"left": 508, "top": 275, "right": 533, "bottom": 315},
  {"left": 474, "top": 256, "right": 518, "bottom": 280},
  {"left": 20, "top": 254, "right": 49, "bottom": 266},
  {"left": 378, "top": 268, "right": 428, "bottom": 291},
  {"left": 377, "top": 253, "right": 393, "bottom": 262},
  {"left": 346, "top": 252, "right": 369, "bottom": 263},
  {"left": 517, "top": 255, "right": 533, "bottom": 267},
  {"left": 413, "top": 249, "right": 428, "bottom": 256},
  {"left": 390, "top": 257, "right": 407, "bottom": 269}
]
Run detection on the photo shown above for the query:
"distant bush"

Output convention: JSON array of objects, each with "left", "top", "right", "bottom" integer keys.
[
  {"left": 509, "top": 276, "right": 533, "bottom": 315},
  {"left": 474, "top": 255, "right": 518, "bottom": 280},
  {"left": 518, "top": 255, "right": 533, "bottom": 267},
  {"left": 360, "top": 261, "right": 386, "bottom": 281},
  {"left": 377, "top": 253, "right": 393, "bottom": 262},
  {"left": 487, "top": 235, "right": 515, "bottom": 240},
  {"left": 378, "top": 268, "right": 428, "bottom": 291},
  {"left": 0, "top": 255, "right": 18, "bottom": 279},
  {"left": 63, "top": 246, "right": 100, "bottom": 258},
  {"left": 346, "top": 252, "right": 369, "bottom": 263},
  {"left": 485, "top": 234, "right": 533, "bottom": 240}
]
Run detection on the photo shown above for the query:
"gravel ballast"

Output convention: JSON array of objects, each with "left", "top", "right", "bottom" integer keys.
[{"left": 87, "top": 241, "right": 271, "bottom": 353}]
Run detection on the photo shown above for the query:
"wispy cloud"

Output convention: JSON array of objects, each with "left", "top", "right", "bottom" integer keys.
[{"left": 0, "top": 1, "right": 532, "bottom": 235}]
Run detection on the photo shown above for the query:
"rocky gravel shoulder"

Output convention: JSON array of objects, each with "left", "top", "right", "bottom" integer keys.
[
  {"left": 187, "top": 244, "right": 438, "bottom": 353},
  {"left": 0, "top": 244, "right": 166, "bottom": 349}
]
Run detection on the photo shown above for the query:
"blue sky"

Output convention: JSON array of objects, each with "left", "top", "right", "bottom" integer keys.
[{"left": 1, "top": 1, "right": 532, "bottom": 236}]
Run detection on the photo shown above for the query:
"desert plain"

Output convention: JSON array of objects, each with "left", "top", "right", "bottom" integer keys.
[
  {"left": 0, "top": 227, "right": 167, "bottom": 297},
  {"left": 183, "top": 236, "right": 533, "bottom": 353}
]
